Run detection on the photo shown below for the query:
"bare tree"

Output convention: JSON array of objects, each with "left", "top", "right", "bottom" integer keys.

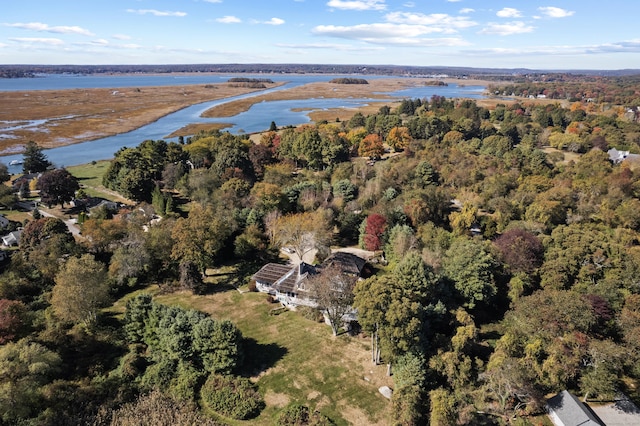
[{"left": 307, "top": 265, "right": 357, "bottom": 336}]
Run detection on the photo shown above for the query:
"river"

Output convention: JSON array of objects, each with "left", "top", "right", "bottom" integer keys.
[{"left": 0, "top": 73, "right": 486, "bottom": 171}]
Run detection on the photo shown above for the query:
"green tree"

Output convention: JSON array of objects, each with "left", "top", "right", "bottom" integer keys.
[
  {"left": 193, "top": 318, "right": 243, "bottom": 375},
  {"left": 170, "top": 203, "right": 232, "bottom": 276},
  {"left": 50, "top": 254, "right": 110, "bottom": 327},
  {"left": 392, "top": 352, "right": 428, "bottom": 425},
  {"left": 22, "top": 141, "right": 52, "bottom": 173},
  {"left": 429, "top": 388, "right": 457, "bottom": 426},
  {"left": 443, "top": 238, "right": 498, "bottom": 309},
  {"left": 0, "top": 339, "right": 61, "bottom": 423}
]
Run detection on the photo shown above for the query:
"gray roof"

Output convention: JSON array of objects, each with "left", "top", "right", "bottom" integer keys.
[
  {"left": 323, "top": 252, "right": 366, "bottom": 276},
  {"left": 547, "top": 390, "right": 603, "bottom": 426},
  {"left": 251, "top": 262, "right": 317, "bottom": 294}
]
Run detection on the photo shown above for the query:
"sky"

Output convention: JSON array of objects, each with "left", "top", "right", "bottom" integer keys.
[{"left": 1, "top": 0, "right": 639, "bottom": 70}]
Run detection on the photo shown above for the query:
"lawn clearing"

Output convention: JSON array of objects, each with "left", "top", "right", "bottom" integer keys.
[
  {"left": 144, "top": 283, "right": 393, "bottom": 425},
  {"left": 67, "top": 161, "right": 132, "bottom": 203}
]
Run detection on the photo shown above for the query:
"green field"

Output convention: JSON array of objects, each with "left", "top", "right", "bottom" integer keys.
[{"left": 66, "top": 161, "right": 131, "bottom": 202}]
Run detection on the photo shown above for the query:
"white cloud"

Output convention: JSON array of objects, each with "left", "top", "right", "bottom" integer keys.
[
  {"left": 203, "top": 0, "right": 222, "bottom": 3},
  {"left": 312, "top": 23, "right": 469, "bottom": 46},
  {"left": 90, "top": 39, "right": 109, "bottom": 46},
  {"left": 497, "top": 8, "right": 522, "bottom": 18},
  {"left": 479, "top": 21, "right": 534, "bottom": 36},
  {"left": 460, "top": 8, "right": 475, "bottom": 14},
  {"left": 264, "top": 18, "right": 285, "bottom": 25},
  {"left": 9, "top": 37, "right": 65, "bottom": 45},
  {"left": 327, "top": 0, "right": 386, "bottom": 11},
  {"left": 4, "top": 22, "right": 94, "bottom": 36},
  {"left": 216, "top": 16, "right": 241, "bottom": 24},
  {"left": 385, "top": 12, "right": 477, "bottom": 33},
  {"left": 464, "top": 39, "right": 640, "bottom": 57},
  {"left": 126, "top": 9, "right": 187, "bottom": 17},
  {"left": 538, "top": 7, "right": 575, "bottom": 18},
  {"left": 112, "top": 34, "right": 131, "bottom": 40},
  {"left": 447, "top": 0, "right": 462, "bottom": 2}
]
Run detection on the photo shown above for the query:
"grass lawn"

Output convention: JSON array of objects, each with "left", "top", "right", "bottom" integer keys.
[
  {"left": 112, "top": 277, "right": 394, "bottom": 425},
  {"left": 66, "top": 161, "right": 132, "bottom": 203}
]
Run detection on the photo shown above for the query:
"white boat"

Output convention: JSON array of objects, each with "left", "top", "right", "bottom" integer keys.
[{"left": 9, "top": 160, "right": 23, "bottom": 166}]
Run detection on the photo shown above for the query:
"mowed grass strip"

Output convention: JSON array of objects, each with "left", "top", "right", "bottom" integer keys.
[
  {"left": 148, "top": 284, "right": 393, "bottom": 426},
  {"left": 67, "top": 161, "right": 132, "bottom": 203}
]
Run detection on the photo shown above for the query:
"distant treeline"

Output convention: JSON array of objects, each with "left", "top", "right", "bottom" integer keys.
[
  {"left": 226, "top": 77, "right": 274, "bottom": 88},
  {"left": 329, "top": 78, "right": 369, "bottom": 84},
  {"left": 1, "top": 63, "right": 638, "bottom": 80},
  {"left": 227, "top": 77, "right": 274, "bottom": 83}
]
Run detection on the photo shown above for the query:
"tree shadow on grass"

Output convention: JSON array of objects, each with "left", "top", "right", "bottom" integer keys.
[{"left": 239, "top": 337, "right": 288, "bottom": 378}]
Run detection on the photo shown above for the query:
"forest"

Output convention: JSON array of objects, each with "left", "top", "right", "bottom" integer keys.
[{"left": 2, "top": 88, "right": 640, "bottom": 425}]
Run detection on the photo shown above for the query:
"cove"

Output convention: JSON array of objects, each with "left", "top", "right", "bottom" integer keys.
[{"left": 2, "top": 76, "right": 485, "bottom": 172}]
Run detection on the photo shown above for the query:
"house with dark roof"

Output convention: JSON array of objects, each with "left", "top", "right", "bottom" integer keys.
[
  {"left": 546, "top": 390, "right": 604, "bottom": 426},
  {"left": 251, "top": 251, "right": 366, "bottom": 309}
]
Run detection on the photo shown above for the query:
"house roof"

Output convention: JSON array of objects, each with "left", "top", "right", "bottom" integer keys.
[
  {"left": 252, "top": 263, "right": 294, "bottom": 286},
  {"left": 251, "top": 262, "right": 317, "bottom": 294},
  {"left": 547, "top": 390, "right": 603, "bottom": 426},
  {"left": 1, "top": 230, "right": 22, "bottom": 246},
  {"left": 323, "top": 252, "right": 366, "bottom": 276},
  {"left": 252, "top": 252, "right": 366, "bottom": 296}
]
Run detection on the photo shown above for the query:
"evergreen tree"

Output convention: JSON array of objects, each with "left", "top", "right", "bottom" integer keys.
[{"left": 22, "top": 141, "right": 52, "bottom": 173}]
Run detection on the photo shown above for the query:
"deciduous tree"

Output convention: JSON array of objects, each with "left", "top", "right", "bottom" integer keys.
[
  {"left": 0, "top": 339, "right": 61, "bottom": 423},
  {"left": 307, "top": 265, "right": 357, "bottom": 336},
  {"left": 358, "top": 133, "right": 384, "bottom": 159},
  {"left": 36, "top": 168, "right": 79, "bottom": 208},
  {"left": 0, "top": 299, "right": 27, "bottom": 344},
  {"left": 170, "top": 203, "right": 232, "bottom": 276},
  {"left": 268, "top": 210, "right": 332, "bottom": 262},
  {"left": 443, "top": 238, "right": 497, "bottom": 309},
  {"left": 51, "top": 254, "right": 110, "bottom": 327}
]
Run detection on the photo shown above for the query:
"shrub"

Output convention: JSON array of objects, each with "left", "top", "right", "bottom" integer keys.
[
  {"left": 297, "top": 306, "right": 324, "bottom": 323},
  {"left": 276, "top": 403, "right": 335, "bottom": 425},
  {"left": 201, "top": 374, "right": 264, "bottom": 420}
]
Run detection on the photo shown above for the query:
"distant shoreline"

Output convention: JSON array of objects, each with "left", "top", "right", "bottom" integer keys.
[{"left": 0, "top": 76, "right": 493, "bottom": 156}]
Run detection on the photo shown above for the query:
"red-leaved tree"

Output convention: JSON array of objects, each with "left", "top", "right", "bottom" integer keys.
[
  {"left": 0, "top": 299, "right": 26, "bottom": 344},
  {"left": 362, "top": 214, "right": 387, "bottom": 251}
]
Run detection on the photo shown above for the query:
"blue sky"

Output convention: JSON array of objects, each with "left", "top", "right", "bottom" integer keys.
[{"left": 1, "top": 0, "right": 639, "bottom": 70}]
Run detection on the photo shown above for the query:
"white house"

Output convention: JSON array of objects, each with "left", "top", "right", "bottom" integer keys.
[
  {"left": 252, "top": 252, "right": 366, "bottom": 309},
  {"left": 1, "top": 230, "right": 22, "bottom": 247}
]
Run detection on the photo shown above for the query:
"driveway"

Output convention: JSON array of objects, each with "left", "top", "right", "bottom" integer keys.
[
  {"left": 590, "top": 394, "right": 640, "bottom": 426},
  {"left": 38, "top": 209, "right": 82, "bottom": 237}
]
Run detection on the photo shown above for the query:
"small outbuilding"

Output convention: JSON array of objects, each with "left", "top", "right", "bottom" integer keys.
[{"left": 1, "top": 230, "right": 22, "bottom": 247}]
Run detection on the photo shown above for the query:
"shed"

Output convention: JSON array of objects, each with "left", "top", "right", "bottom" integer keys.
[{"left": 1, "top": 230, "right": 22, "bottom": 247}]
